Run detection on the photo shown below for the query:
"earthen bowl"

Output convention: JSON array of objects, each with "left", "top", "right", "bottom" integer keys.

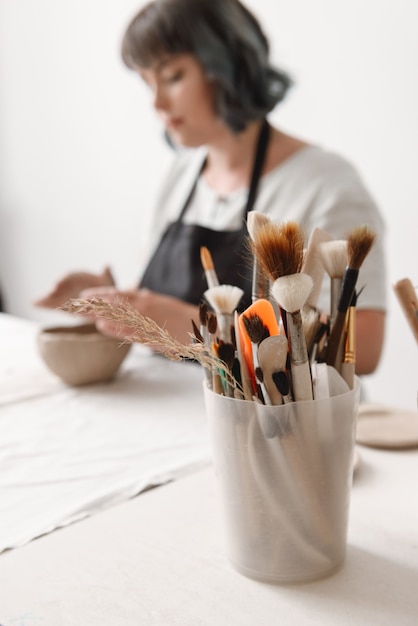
[{"left": 37, "top": 323, "right": 131, "bottom": 386}]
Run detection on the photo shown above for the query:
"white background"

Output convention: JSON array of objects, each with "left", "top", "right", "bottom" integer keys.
[{"left": 0, "top": 0, "right": 417, "bottom": 409}]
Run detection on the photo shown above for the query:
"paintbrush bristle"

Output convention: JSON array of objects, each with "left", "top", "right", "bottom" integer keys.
[
  {"left": 246, "top": 210, "right": 271, "bottom": 241},
  {"left": 200, "top": 246, "right": 214, "bottom": 271},
  {"left": 217, "top": 342, "right": 235, "bottom": 370},
  {"left": 301, "top": 304, "right": 321, "bottom": 350},
  {"left": 258, "top": 334, "right": 288, "bottom": 371},
  {"left": 242, "top": 313, "right": 270, "bottom": 344},
  {"left": 191, "top": 319, "right": 204, "bottom": 343},
  {"left": 199, "top": 301, "right": 208, "bottom": 327},
  {"left": 318, "top": 240, "right": 348, "bottom": 278},
  {"left": 207, "top": 311, "right": 217, "bottom": 335},
  {"left": 347, "top": 225, "right": 375, "bottom": 270},
  {"left": 271, "top": 273, "right": 313, "bottom": 313},
  {"left": 204, "top": 284, "right": 244, "bottom": 314},
  {"left": 272, "top": 370, "right": 290, "bottom": 396},
  {"left": 250, "top": 220, "right": 305, "bottom": 281}
]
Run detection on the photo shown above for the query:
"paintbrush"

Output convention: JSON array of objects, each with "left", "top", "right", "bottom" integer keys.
[
  {"left": 217, "top": 341, "right": 236, "bottom": 397},
  {"left": 393, "top": 277, "right": 418, "bottom": 345},
  {"left": 204, "top": 284, "right": 244, "bottom": 343},
  {"left": 340, "top": 292, "right": 356, "bottom": 389},
  {"left": 257, "top": 334, "right": 289, "bottom": 405},
  {"left": 301, "top": 227, "right": 332, "bottom": 308},
  {"left": 318, "top": 239, "right": 348, "bottom": 368},
  {"left": 318, "top": 239, "right": 348, "bottom": 325},
  {"left": 234, "top": 310, "right": 254, "bottom": 401},
  {"left": 206, "top": 311, "right": 223, "bottom": 394},
  {"left": 210, "top": 340, "right": 227, "bottom": 395},
  {"left": 271, "top": 369, "right": 291, "bottom": 404},
  {"left": 309, "top": 312, "right": 330, "bottom": 364},
  {"left": 200, "top": 246, "right": 219, "bottom": 289},
  {"left": 326, "top": 225, "right": 375, "bottom": 368},
  {"left": 301, "top": 304, "right": 321, "bottom": 358},
  {"left": 271, "top": 272, "right": 314, "bottom": 401},
  {"left": 239, "top": 298, "right": 280, "bottom": 396},
  {"left": 191, "top": 318, "right": 213, "bottom": 390},
  {"left": 246, "top": 211, "right": 271, "bottom": 302},
  {"left": 191, "top": 318, "right": 204, "bottom": 344},
  {"left": 249, "top": 220, "right": 305, "bottom": 338},
  {"left": 250, "top": 219, "right": 313, "bottom": 401},
  {"left": 242, "top": 312, "right": 271, "bottom": 403},
  {"left": 198, "top": 301, "right": 209, "bottom": 346}
]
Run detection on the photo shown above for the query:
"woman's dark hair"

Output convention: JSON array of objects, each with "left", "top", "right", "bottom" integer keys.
[{"left": 121, "top": 0, "right": 292, "bottom": 132}]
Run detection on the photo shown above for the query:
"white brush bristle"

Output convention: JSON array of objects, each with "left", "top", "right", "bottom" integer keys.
[
  {"left": 246, "top": 210, "right": 271, "bottom": 241},
  {"left": 318, "top": 240, "right": 347, "bottom": 278},
  {"left": 270, "top": 273, "right": 313, "bottom": 312},
  {"left": 204, "top": 284, "right": 244, "bottom": 314}
]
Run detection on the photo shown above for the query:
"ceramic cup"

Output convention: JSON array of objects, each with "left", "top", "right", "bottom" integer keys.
[
  {"left": 204, "top": 377, "right": 360, "bottom": 584},
  {"left": 37, "top": 323, "right": 131, "bottom": 386}
]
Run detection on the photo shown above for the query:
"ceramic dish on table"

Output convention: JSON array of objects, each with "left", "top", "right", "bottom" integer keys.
[
  {"left": 37, "top": 323, "right": 131, "bottom": 386},
  {"left": 356, "top": 403, "right": 418, "bottom": 449}
]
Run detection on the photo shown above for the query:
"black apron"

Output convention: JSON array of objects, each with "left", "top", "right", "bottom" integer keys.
[{"left": 140, "top": 119, "right": 271, "bottom": 312}]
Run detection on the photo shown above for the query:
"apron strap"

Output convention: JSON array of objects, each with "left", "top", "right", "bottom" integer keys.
[
  {"left": 244, "top": 118, "right": 271, "bottom": 216},
  {"left": 176, "top": 118, "right": 271, "bottom": 223}
]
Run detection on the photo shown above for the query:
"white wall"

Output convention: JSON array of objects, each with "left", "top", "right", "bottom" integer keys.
[{"left": 1, "top": 0, "right": 417, "bottom": 409}]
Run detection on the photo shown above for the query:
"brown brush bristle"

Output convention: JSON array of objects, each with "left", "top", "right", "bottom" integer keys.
[
  {"left": 207, "top": 311, "right": 217, "bottom": 335},
  {"left": 199, "top": 301, "right": 208, "bottom": 327},
  {"left": 191, "top": 319, "right": 204, "bottom": 343},
  {"left": 251, "top": 221, "right": 305, "bottom": 280},
  {"left": 217, "top": 342, "right": 235, "bottom": 369},
  {"left": 242, "top": 313, "right": 270, "bottom": 344},
  {"left": 200, "top": 246, "right": 214, "bottom": 271},
  {"left": 347, "top": 225, "right": 375, "bottom": 270}
]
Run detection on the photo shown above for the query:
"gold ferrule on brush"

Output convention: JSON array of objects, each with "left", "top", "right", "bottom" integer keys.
[{"left": 343, "top": 307, "right": 355, "bottom": 364}]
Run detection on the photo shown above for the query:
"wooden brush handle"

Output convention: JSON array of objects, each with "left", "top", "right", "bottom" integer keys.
[{"left": 393, "top": 278, "right": 418, "bottom": 345}]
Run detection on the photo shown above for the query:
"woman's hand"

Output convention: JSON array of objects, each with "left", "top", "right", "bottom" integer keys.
[
  {"left": 33, "top": 267, "right": 115, "bottom": 309},
  {"left": 79, "top": 286, "right": 199, "bottom": 346}
]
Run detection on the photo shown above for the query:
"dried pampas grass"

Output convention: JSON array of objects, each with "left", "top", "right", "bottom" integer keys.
[{"left": 61, "top": 297, "right": 238, "bottom": 388}]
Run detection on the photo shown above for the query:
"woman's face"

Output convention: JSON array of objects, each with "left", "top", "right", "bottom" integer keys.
[{"left": 139, "top": 54, "right": 223, "bottom": 147}]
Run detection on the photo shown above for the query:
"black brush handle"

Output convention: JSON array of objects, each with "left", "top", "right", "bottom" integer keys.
[
  {"left": 337, "top": 268, "right": 359, "bottom": 313},
  {"left": 326, "top": 267, "right": 359, "bottom": 368}
]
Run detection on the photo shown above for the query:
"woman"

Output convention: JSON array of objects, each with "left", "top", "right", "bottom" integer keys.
[{"left": 35, "top": 0, "right": 386, "bottom": 375}]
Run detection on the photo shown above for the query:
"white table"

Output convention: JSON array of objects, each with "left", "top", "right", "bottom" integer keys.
[
  {"left": 0, "top": 313, "right": 417, "bottom": 625},
  {"left": 0, "top": 313, "right": 211, "bottom": 553},
  {"left": 0, "top": 446, "right": 417, "bottom": 626}
]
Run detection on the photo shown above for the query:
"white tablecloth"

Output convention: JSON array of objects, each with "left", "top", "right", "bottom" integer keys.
[{"left": 0, "top": 314, "right": 211, "bottom": 552}]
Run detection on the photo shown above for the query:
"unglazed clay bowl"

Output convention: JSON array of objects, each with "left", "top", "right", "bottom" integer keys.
[{"left": 37, "top": 323, "right": 131, "bottom": 386}]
